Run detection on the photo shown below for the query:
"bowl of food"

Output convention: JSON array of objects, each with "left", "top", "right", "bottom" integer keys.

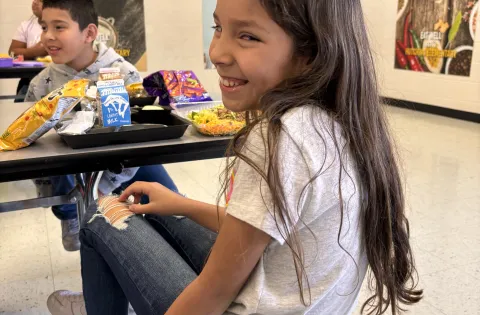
[
  {"left": 445, "top": 46, "right": 474, "bottom": 76},
  {"left": 470, "top": 1, "right": 479, "bottom": 40},
  {"left": 173, "top": 101, "right": 246, "bottom": 136},
  {"left": 126, "top": 83, "right": 157, "bottom": 107}
]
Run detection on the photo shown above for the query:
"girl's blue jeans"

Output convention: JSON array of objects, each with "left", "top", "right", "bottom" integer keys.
[{"left": 80, "top": 202, "right": 217, "bottom": 314}]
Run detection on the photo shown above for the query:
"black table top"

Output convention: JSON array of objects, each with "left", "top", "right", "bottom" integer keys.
[
  {"left": 0, "top": 66, "right": 45, "bottom": 79},
  {"left": 0, "top": 102, "right": 231, "bottom": 182}
]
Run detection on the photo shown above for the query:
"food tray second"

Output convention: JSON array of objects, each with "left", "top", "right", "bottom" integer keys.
[{"left": 172, "top": 101, "right": 244, "bottom": 137}]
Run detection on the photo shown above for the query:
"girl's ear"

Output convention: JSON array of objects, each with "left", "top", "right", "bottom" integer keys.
[
  {"left": 291, "top": 55, "right": 310, "bottom": 76},
  {"left": 84, "top": 24, "right": 99, "bottom": 44}
]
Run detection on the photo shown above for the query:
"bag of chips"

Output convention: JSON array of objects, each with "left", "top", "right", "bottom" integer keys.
[
  {"left": 0, "top": 79, "right": 89, "bottom": 151},
  {"left": 143, "top": 70, "right": 213, "bottom": 105}
]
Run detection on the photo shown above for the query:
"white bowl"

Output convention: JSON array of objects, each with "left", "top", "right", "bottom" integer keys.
[
  {"left": 445, "top": 45, "right": 474, "bottom": 75},
  {"left": 469, "top": 1, "right": 479, "bottom": 41}
]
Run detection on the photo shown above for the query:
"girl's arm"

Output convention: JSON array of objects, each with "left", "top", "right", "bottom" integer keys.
[
  {"left": 176, "top": 198, "right": 226, "bottom": 232},
  {"left": 119, "top": 183, "right": 271, "bottom": 313},
  {"left": 119, "top": 182, "right": 226, "bottom": 232},
  {"left": 166, "top": 214, "right": 271, "bottom": 315}
]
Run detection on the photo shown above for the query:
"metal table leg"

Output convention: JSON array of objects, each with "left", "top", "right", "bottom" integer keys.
[
  {"left": 0, "top": 195, "right": 74, "bottom": 213},
  {"left": 74, "top": 174, "right": 86, "bottom": 223},
  {"left": 0, "top": 171, "right": 103, "bottom": 223},
  {"left": 91, "top": 171, "right": 103, "bottom": 201},
  {"left": 74, "top": 171, "right": 103, "bottom": 223},
  {"left": 69, "top": 186, "right": 85, "bottom": 223},
  {"left": 0, "top": 174, "right": 86, "bottom": 214}
]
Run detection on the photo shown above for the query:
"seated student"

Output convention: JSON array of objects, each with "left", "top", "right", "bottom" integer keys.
[
  {"left": 47, "top": 0, "right": 422, "bottom": 314},
  {"left": 9, "top": 0, "right": 47, "bottom": 60},
  {"left": 26, "top": 0, "right": 179, "bottom": 252},
  {"left": 9, "top": 0, "right": 48, "bottom": 102}
]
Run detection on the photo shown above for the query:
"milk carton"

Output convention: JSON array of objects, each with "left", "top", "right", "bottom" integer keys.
[{"left": 97, "top": 79, "right": 131, "bottom": 127}]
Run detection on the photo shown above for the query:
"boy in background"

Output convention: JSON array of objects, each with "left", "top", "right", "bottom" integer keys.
[
  {"left": 9, "top": 0, "right": 47, "bottom": 59},
  {"left": 26, "top": 0, "right": 178, "bottom": 253},
  {"left": 9, "top": 0, "right": 48, "bottom": 102}
]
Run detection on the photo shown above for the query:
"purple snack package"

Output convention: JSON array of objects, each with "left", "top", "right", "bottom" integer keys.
[{"left": 143, "top": 70, "right": 213, "bottom": 105}]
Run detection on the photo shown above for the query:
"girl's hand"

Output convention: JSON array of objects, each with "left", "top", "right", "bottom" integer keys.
[{"left": 118, "top": 181, "right": 186, "bottom": 216}]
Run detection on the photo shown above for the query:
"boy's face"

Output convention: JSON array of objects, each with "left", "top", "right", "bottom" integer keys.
[
  {"left": 40, "top": 8, "right": 97, "bottom": 68},
  {"left": 32, "top": 0, "right": 43, "bottom": 18}
]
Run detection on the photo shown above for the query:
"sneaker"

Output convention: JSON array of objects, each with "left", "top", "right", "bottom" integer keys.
[
  {"left": 61, "top": 218, "right": 81, "bottom": 252},
  {"left": 47, "top": 290, "right": 86, "bottom": 315}
]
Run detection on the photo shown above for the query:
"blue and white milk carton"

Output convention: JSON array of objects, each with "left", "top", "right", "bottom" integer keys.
[{"left": 97, "top": 79, "right": 131, "bottom": 127}]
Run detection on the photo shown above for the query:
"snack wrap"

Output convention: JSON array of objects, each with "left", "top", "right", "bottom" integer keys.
[{"left": 0, "top": 79, "right": 89, "bottom": 151}]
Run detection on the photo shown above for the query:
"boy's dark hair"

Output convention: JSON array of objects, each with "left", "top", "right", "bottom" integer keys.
[{"left": 42, "top": 0, "right": 98, "bottom": 30}]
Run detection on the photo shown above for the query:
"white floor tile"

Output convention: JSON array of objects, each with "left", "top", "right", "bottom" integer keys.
[
  {"left": 0, "top": 209, "right": 46, "bottom": 230},
  {"left": 44, "top": 209, "right": 81, "bottom": 276},
  {"left": 414, "top": 224, "right": 480, "bottom": 268},
  {"left": 53, "top": 271, "right": 83, "bottom": 293},
  {"left": 0, "top": 220, "right": 51, "bottom": 283},
  {"left": 421, "top": 267, "right": 480, "bottom": 314},
  {"left": 164, "top": 162, "right": 220, "bottom": 204},
  {"left": 0, "top": 277, "right": 53, "bottom": 314}
]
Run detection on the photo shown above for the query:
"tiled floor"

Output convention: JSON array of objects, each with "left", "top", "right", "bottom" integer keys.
[{"left": 0, "top": 106, "right": 479, "bottom": 314}]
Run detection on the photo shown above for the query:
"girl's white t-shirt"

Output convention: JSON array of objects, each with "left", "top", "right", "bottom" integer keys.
[
  {"left": 225, "top": 106, "right": 368, "bottom": 315},
  {"left": 13, "top": 16, "right": 43, "bottom": 48}
]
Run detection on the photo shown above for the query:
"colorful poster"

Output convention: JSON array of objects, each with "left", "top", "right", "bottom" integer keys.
[
  {"left": 93, "top": 0, "right": 147, "bottom": 71},
  {"left": 203, "top": 0, "right": 217, "bottom": 69},
  {"left": 395, "top": 0, "right": 478, "bottom": 76}
]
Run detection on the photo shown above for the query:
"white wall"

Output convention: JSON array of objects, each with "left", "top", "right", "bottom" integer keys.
[
  {"left": 0, "top": 0, "right": 221, "bottom": 100},
  {"left": 1, "top": 0, "right": 478, "bottom": 114},
  {"left": 202, "top": 0, "right": 216, "bottom": 65},
  {"left": 362, "top": 0, "right": 480, "bottom": 114}
]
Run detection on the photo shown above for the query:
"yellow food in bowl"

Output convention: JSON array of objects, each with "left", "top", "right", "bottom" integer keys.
[{"left": 187, "top": 105, "right": 246, "bottom": 136}]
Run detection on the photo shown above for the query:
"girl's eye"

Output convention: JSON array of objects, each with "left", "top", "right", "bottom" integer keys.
[
  {"left": 212, "top": 25, "right": 222, "bottom": 33},
  {"left": 240, "top": 34, "right": 259, "bottom": 41},
  {"left": 41, "top": 26, "right": 47, "bottom": 31},
  {"left": 56, "top": 26, "right": 64, "bottom": 30}
]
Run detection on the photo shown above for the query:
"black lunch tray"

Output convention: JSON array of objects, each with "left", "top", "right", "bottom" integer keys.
[
  {"left": 60, "top": 107, "right": 190, "bottom": 149},
  {"left": 73, "top": 96, "right": 158, "bottom": 112},
  {"left": 130, "top": 96, "right": 157, "bottom": 107}
]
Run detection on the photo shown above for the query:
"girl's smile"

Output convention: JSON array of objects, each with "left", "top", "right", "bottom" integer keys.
[{"left": 210, "top": 0, "right": 296, "bottom": 113}]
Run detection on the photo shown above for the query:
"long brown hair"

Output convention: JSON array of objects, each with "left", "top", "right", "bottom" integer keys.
[{"left": 216, "top": 0, "right": 422, "bottom": 314}]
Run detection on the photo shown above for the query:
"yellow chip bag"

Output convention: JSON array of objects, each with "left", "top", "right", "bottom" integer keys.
[{"left": 0, "top": 79, "right": 89, "bottom": 151}]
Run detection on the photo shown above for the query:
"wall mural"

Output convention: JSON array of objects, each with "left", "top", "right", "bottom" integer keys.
[
  {"left": 93, "top": 0, "right": 147, "bottom": 71},
  {"left": 395, "top": 0, "right": 478, "bottom": 76}
]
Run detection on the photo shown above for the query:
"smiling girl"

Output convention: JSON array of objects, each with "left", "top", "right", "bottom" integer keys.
[{"left": 48, "top": 0, "right": 422, "bottom": 314}]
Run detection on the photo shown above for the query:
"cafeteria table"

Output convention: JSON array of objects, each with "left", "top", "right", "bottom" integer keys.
[
  {"left": 0, "top": 101, "right": 231, "bottom": 222},
  {"left": 0, "top": 66, "right": 45, "bottom": 79}
]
